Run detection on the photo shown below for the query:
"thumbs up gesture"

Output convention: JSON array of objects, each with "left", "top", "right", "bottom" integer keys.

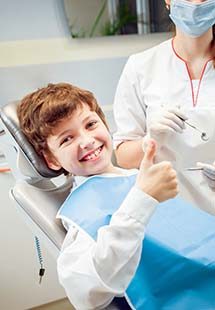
[{"left": 135, "top": 139, "right": 178, "bottom": 202}]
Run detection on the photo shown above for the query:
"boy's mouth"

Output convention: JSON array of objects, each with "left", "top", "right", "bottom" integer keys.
[{"left": 80, "top": 145, "right": 103, "bottom": 162}]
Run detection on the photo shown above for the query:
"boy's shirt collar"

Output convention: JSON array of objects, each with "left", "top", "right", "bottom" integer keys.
[{"left": 74, "top": 168, "right": 138, "bottom": 187}]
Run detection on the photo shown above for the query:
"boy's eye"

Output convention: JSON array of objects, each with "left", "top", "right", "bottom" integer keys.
[
  {"left": 86, "top": 120, "right": 97, "bottom": 129},
  {"left": 60, "top": 136, "right": 73, "bottom": 146}
]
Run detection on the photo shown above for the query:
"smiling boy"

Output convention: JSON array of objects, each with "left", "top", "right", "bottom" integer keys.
[
  {"left": 44, "top": 104, "right": 116, "bottom": 176},
  {"left": 18, "top": 83, "right": 178, "bottom": 309}
]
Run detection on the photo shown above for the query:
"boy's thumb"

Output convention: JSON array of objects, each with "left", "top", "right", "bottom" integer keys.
[{"left": 141, "top": 139, "right": 156, "bottom": 168}]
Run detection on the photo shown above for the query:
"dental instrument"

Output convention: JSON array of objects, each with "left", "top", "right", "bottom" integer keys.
[
  {"left": 178, "top": 116, "right": 209, "bottom": 141},
  {"left": 186, "top": 167, "right": 203, "bottom": 171}
]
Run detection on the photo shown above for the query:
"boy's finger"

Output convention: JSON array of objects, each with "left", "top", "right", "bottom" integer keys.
[{"left": 141, "top": 139, "right": 156, "bottom": 168}]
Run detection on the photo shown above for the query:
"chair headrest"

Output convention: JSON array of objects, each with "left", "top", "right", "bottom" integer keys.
[{"left": 0, "top": 101, "right": 63, "bottom": 178}]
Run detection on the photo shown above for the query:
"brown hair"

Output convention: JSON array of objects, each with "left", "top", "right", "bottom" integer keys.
[{"left": 18, "top": 83, "right": 108, "bottom": 160}]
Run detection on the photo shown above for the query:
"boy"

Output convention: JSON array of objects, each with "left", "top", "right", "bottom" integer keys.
[{"left": 18, "top": 83, "right": 178, "bottom": 309}]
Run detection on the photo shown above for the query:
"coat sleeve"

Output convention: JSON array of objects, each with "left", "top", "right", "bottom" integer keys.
[
  {"left": 57, "top": 187, "right": 157, "bottom": 310},
  {"left": 113, "top": 56, "right": 147, "bottom": 149}
]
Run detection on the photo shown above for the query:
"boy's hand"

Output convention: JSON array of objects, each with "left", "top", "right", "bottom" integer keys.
[{"left": 135, "top": 139, "right": 178, "bottom": 202}]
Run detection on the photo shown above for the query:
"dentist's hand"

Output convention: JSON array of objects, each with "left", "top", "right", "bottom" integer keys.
[
  {"left": 143, "top": 108, "right": 188, "bottom": 151},
  {"left": 136, "top": 139, "right": 178, "bottom": 202},
  {"left": 197, "top": 162, "right": 215, "bottom": 191}
]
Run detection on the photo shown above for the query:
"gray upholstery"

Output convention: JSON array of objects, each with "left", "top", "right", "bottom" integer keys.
[
  {"left": 0, "top": 101, "right": 69, "bottom": 254},
  {"left": 11, "top": 181, "right": 71, "bottom": 250},
  {"left": 0, "top": 101, "right": 63, "bottom": 178}
]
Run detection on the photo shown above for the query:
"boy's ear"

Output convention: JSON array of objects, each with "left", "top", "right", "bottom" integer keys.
[{"left": 43, "top": 152, "right": 62, "bottom": 171}]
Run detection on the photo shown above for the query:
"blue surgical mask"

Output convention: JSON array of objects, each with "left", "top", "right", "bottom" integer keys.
[{"left": 169, "top": 0, "right": 215, "bottom": 37}]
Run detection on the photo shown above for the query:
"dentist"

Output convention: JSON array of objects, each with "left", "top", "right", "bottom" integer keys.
[{"left": 113, "top": 0, "right": 215, "bottom": 215}]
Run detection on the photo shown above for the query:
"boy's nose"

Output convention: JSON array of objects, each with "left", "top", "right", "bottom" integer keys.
[{"left": 79, "top": 135, "right": 95, "bottom": 149}]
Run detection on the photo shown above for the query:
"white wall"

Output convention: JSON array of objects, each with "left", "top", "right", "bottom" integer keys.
[
  {"left": 0, "top": 0, "right": 69, "bottom": 41},
  {"left": 0, "top": 0, "right": 171, "bottom": 308},
  {"left": 0, "top": 1, "right": 71, "bottom": 308}
]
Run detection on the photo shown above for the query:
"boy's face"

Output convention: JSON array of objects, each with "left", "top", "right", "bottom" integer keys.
[{"left": 45, "top": 104, "right": 114, "bottom": 176}]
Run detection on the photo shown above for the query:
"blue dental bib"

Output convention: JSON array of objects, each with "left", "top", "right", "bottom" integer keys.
[{"left": 58, "top": 174, "right": 215, "bottom": 310}]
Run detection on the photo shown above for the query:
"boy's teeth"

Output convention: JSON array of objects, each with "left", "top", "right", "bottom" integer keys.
[{"left": 84, "top": 147, "right": 102, "bottom": 160}]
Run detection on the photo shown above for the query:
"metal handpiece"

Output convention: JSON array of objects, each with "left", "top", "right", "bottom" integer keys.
[
  {"left": 186, "top": 167, "right": 203, "bottom": 171},
  {"left": 39, "top": 267, "right": 45, "bottom": 284}
]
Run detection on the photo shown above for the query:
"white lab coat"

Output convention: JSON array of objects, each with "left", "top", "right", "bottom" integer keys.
[
  {"left": 57, "top": 169, "right": 157, "bottom": 310},
  {"left": 113, "top": 38, "right": 215, "bottom": 215}
]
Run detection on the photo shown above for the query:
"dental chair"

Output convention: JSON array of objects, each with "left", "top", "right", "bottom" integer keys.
[{"left": 0, "top": 101, "right": 130, "bottom": 310}]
